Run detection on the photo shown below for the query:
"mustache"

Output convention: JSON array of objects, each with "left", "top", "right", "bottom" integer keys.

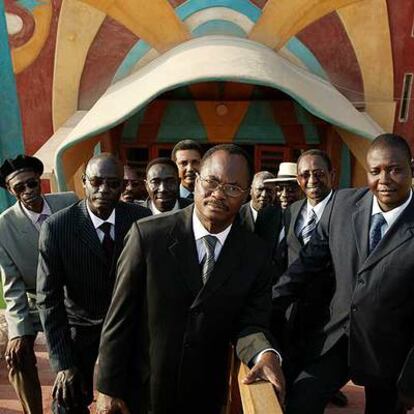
[{"left": 204, "top": 200, "right": 229, "bottom": 211}]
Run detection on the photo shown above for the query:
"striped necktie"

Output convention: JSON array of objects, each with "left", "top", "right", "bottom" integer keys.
[
  {"left": 300, "top": 209, "right": 317, "bottom": 246},
  {"left": 201, "top": 235, "right": 218, "bottom": 284},
  {"left": 369, "top": 213, "right": 386, "bottom": 253},
  {"left": 37, "top": 213, "right": 49, "bottom": 228}
]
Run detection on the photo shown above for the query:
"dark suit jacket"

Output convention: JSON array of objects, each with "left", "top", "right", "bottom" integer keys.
[
  {"left": 239, "top": 203, "right": 284, "bottom": 280},
  {"left": 138, "top": 197, "right": 192, "bottom": 213},
  {"left": 274, "top": 188, "right": 414, "bottom": 390},
  {"left": 96, "top": 205, "right": 275, "bottom": 414},
  {"left": 36, "top": 199, "right": 151, "bottom": 372},
  {"left": 283, "top": 197, "right": 335, "bottom": 355}
]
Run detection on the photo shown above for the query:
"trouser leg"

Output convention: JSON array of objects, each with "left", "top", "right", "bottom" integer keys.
[
  {"left": 8, "top": 336, "right": 43, "bottom": 414},
  {"left": 365, "top": 384, "right": 406, "bottom": 414},
  {"left": 285, "top": 336, "right": 349, "bottom": 414}
]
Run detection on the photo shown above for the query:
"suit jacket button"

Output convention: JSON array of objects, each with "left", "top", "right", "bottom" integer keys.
[{"left": 351, "top": 305, "right": 358, "bottom": 312}]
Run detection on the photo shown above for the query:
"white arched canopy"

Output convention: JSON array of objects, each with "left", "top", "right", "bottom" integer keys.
[{"left": 55, "top": 35, "right": 383, "bottom": 189}]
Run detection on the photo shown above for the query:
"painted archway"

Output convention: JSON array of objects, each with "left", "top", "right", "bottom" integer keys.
[{"left": 55, "top": 35, "right": 383, "bottom": 191}]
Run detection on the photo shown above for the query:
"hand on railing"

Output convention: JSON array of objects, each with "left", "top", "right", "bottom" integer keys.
[{"left": 242, "top": 351, "right": 286, "bottom": 405}]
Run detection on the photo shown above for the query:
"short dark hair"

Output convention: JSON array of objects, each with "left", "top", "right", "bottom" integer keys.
[
  {"left": 297, "top": 149, "right": 333, "bottom": 172},
  {"left": 201, "top": 144, "right": 254, "bottom": 184},
  {"left": 368, "top": 133, "right": 412, "bottom": 163},
  {"left": 171, "top": 140, "right": 203, "bottom": 161},
  {"left": 146, "top": 157, "right": 179, "bottom": 176}
]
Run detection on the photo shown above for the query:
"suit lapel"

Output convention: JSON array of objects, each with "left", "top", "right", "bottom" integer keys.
[
  {"left": 239, "top": 204, "right": 255, "bottom": 232},
  {"left": 289, "top": 200, "right": 306, "bottom": 250},
  {"left": 352, "top": 192, "right": 373, "bottom": 267},
  {"left": 168, "top": 206, "right": 203, "bottom": 298},
  {"left": 12, "top": 203, "right": 39, "bottom": 251},
  {"left": 76, "top": 200, "right": 106, "bottom": 263},
  {"left": 192, "top": 222, "right": 243, "bottom": 308},
  {"left": 113, "top": 203, "right": 131, "bottom": 265},
  {"left": 359, "top": 196, "right": 414, "bottom": 273}
]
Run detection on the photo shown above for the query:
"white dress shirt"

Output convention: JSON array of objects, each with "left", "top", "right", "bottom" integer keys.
[
  {"left": 21, "top": 196, "right": 52, "bottom": 231},
  {"left": 192, "top": 209, "right": 281, "bottom": 364},
  {"left": 249, "top": 201, "right": 258, "bottom": 223},
  {"left": 371, "top": 190, "right": 412, "bottom": 236},
  {"left": 150, "top": 200, "right": 180, "bottom": 216},
  {"left": 86, "top": 203, "right": 115, "bottom": 242},
  {"left": 296, "top": 190, "right": 333, "bottom": 236},
  {"left": 180, "top": 184, "right": 193, "bottom": 199}
]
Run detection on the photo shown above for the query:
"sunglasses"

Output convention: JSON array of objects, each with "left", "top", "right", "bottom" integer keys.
[
  {"left": 84, "top": 175, "right": 122, "bottom": 189},
  {"left": 12, "top": 178, "right": 40, "bottom": 194},
  {"left": 124, "top": 179, "right": 143, "bottom": 188}
]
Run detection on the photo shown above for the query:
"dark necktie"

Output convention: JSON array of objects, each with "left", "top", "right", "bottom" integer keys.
[
  {"left": 99, "top": 222, "right": 114, "bottom": 261},
  {"left": 299, "top": 209, "right": 317, "bottom": 246},
  {"left": 201, "top": 235, "right": 218, "bottom": 284},
  {"left": 187, "top": 192, "right": 194, "bottom": 201},
  {"left": 369, "top": 213, "right": 386, "bottom": 253}
]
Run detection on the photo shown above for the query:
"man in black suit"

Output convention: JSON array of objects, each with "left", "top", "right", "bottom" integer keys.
[
  {"left": 274, "top": 134, "right": 414, "bottom": 414},
  {"left": 120, "top": 164, "right": 146, "bottom": 203},
  {"left": 139, "top": 157, "right": 192, "bottom": 214},
  {"left": 95, "top": 144, "right": 285, "bottom": 414},
  {"left": 36, "top": 153, "right": 151, "bottom": 413}
]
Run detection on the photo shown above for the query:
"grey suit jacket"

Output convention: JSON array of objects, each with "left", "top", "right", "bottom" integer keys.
[
  {"left": 275, "top": 188, "right": 414, "bottom": 389},
  {"left": 0, "top": 192, "right": 78, "bottom": 339}
]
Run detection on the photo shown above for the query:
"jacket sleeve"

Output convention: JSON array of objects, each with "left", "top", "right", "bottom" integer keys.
[
  {"left": 36, "top": 220, "right": 75, "bottom": 372},
  {"left": 96, "top": 222, "right": 146, "bottom": 399},
  {"left": 0, "top": 245, "right": 35, "bottom": 338}
]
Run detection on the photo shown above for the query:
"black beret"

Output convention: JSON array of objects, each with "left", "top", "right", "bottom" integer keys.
[{"left": 0, "top": 155, "right": 43, "bottom": 188}]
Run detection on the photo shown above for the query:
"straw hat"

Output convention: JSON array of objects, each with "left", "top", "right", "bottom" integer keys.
[{"left": 263, "top": 162, "right": 297, "bottom": 183}]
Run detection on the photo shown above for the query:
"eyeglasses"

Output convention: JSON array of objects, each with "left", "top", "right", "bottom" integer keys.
[
  {"left": 197, "top": 175, "right": 248, "bottom": 198},
  {"left": 11, "top": 178, "right": 40, "bottom": 194},
  {"left": 145, "top": 177, "right": 178, "bottom": 190},
  {"left": 275, "top": 183, "right": 299, "bottom": 193},
  {"left": 84, "top": 175, "right": 122, "bottom": 189},
  {"left": 297, "top": 170, "right": 327, "bottom": 181}
]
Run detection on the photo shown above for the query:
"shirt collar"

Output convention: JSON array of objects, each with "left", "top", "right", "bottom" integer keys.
[
  {"left": 150, "top": 200, "right": 179, "bottom": 215},
  {"left": 249, "top": 201, "right": 258, "bottom": 222},
  {"left": 192, "top": 208, "right": 232, "bottom": 246},
  {"left": 86, "top": 202, "right": 116, "bottom": 229},
  {"left": 20, "top": 196, "right": 51, "bottom": 225},
  {"left": 305, "top": 190, "right": 333, "bottom": 222},
  {"left": 371, "top": 190, "right": 412, "bottom": 228},
  {"left": 179, "top": 184, "right": 192, "bottom": 199}
]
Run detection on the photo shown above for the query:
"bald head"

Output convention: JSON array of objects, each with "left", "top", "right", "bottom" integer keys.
[
  {"left": 85, "top": 153, "right": 123, "bottom": 177},
  {"left": 250, "top": 171, "right": 275, "bottom": 211},
  {"left": 367, "top": 133, "right": 412, "bottom": 164}
]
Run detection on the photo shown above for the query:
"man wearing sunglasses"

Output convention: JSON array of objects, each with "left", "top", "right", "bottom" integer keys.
[
  {"left": 120, "top": 165, "right": 147, "bottom": 203},
  {"left": 0, "top": 155, "right": 78, "bottom": 414},
  {"left": 36, "top": 153, "right": 150, "bottom": 414},
  {"left": 139, "top": 158, "right": 192, "bottom": 214},
  {"left": 95, "top": 144, "right": 285, "bottom": 414}
]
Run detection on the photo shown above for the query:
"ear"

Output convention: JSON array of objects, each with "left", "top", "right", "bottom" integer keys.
[{"left": 5, "top": 182, "right": 14, "bottom": 197}]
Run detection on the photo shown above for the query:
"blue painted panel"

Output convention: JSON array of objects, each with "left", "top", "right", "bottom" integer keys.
[
  {"left": 339, "top": 143, "right": 351, "bottom": 188},
  {"left": 121, "top": 109, "right": 147, "bottom": 143},
  {"left": 157, "top": 101, "right": 207, "bottom": 142},
  {"left": 294, "top": 103, "right": 320, "bottom": 144},
  {"left": 177, "top": 0, "right": 261, "bottom": 22},
  {"left": 193, "top": 20, "right": 247, "bottom": 38},
  {"left": 112, "top": 41, "right": 151, "bottom": 83},
  {"left": 0, "top": 3, "right": 25, "bottom": 212},
  {"left": 235, "top": 101, "right": 285, "bottom": 144},
  {"left": 285, "top": 37, "right": 328, "bottom": 80}
]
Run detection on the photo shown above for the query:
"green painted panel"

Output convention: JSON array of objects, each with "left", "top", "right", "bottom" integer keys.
[
  {"left": 235, "top": 101, "right": 285, "bottom": 143},
  {"left": 157, "top": 101, "right": 207, "bottom": 142},
  {"left": 294, "top": 103, "right": 320, "bottom": 144},
  {"left": 339, "top": 142, "right": 352, "bottom": 188},
  {"left": 122, "top": 110, "right": 146, "bottom": 143}
]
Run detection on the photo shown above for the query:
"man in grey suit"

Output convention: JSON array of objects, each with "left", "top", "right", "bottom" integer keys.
[
  {"left": 0, "top": 155, "right": 77, "bottom": 414},
  {"left": 274, "top": 134, "right": 414, "bottom": 414},
  {"left": 139, "top": 157, "right": 192, "bottom": 214},
  {"left": 37, "top": 153, "right": 151, "bottom": 414},
  {"left": 95, "top": 144, "right": 285, "bottom": 414}
]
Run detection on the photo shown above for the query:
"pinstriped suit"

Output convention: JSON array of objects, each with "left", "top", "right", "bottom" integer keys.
[{"left": 37, "top": 199, "right": 150, "bottom": 411}]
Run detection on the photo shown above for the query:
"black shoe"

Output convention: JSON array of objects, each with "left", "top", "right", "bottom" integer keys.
[{"left": 330, "top": 390, "right": 348, "bottom": 407}]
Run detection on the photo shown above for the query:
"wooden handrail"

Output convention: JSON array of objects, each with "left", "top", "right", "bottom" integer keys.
[{"left": 237, "top": 363, "right": 283, "bottom": 414}]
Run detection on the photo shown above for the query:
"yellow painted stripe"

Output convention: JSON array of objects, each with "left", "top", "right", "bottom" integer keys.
[
  {"left": 249, "top": 0, "right": 363, "bottom": 50},
  {"left": 81, "top": 0, "right": 190, "bottom": 52},
  {"left": 11, "top": 2, "right": 53, "bottom": 73},
  {"left": 52, "top": 0, "right": 105, "bottom": 131},
  {"left": 338, "top": 0, "right": 395, "bottom": 131}
]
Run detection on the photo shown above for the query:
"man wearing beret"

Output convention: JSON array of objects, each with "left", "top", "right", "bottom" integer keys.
[{"left": 0, "top": 155, "right": 78, "bottom": 414}]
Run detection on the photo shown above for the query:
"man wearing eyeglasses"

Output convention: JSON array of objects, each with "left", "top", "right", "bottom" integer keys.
[
  {"left": 0, "top": 155, "right": 78, "bottom": 414},
  {"left": 277, "top": 149, "right": 348, "bottom": 407},
  {"left": 139, "top": 158, "right": 192, "bottom": 214},
  {"left": 95, "top": 144, "right": 285, "bottom": 414},
  {"left": 120, "top": 165, "right": 147, "bottom": 203},
  {"left": 36, "top": 153, "right": 150, "bottom": 414}
]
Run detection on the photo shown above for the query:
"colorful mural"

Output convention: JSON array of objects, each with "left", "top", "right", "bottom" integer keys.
[{"left": 1, "top": 0, "right": 413, "bottom": 210}]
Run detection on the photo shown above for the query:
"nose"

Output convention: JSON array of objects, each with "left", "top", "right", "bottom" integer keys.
[
  {"left": 211, "top": 185, "right": 226, "bottom": 199},
  {"left": 157, "top": 181, "right": 167, "bottom": 192},
  {"left": 378, "top": 170, "right": 391, "bottom": 183},
  {"left": 98, "top": 181, "right": 110, "bottom": 192},
  {"left": 126, "top": 181, "right": 133, "bottom": 191}
]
